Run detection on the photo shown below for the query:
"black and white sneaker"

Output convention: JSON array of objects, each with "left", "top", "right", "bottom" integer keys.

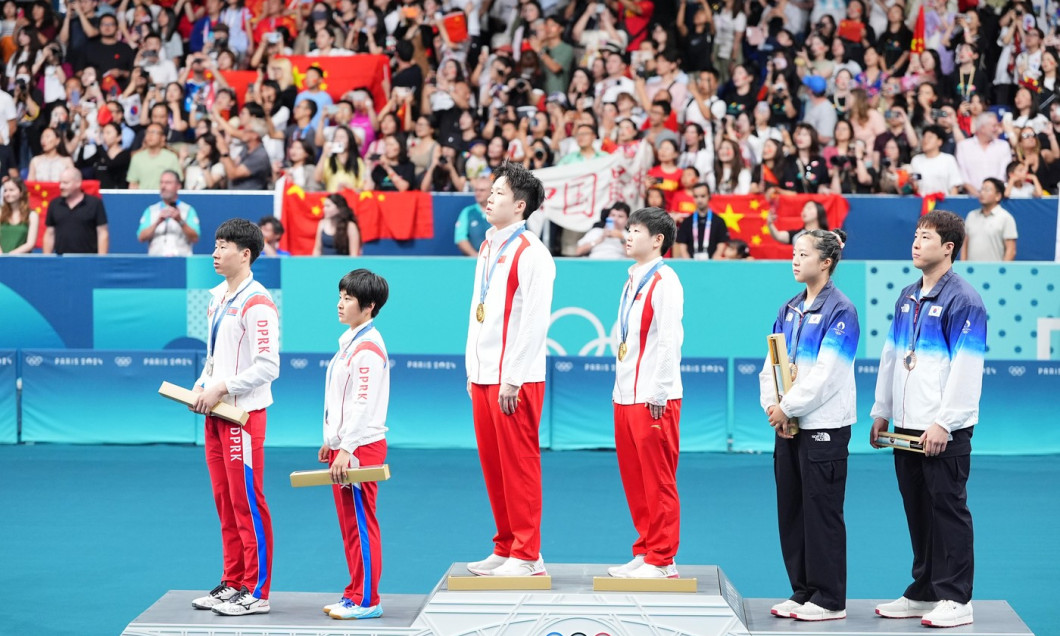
[
  {"left": 191, "top": 583, "right": 240, "bottom": 610},
  {"left": 212, "top": 587, "right": 271, "bottom": 616}
]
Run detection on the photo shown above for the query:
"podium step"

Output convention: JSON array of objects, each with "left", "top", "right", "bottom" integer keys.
[
  {"left": 122, "top": 567, "right": 1036, "bottom": 636},
  {"left": 121, "top": 590, "right": 429, "bottom": 635}
]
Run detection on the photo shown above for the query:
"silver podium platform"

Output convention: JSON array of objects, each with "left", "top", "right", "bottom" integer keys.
[{"left": 122, "top": 563, "right": 1035, "bottom": 636}]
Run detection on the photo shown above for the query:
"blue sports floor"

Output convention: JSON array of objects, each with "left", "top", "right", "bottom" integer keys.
[{"left": 0, "top": 445, "right": 1056, "bottom": 636}]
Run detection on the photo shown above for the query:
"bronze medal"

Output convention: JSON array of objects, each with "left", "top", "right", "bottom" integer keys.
[
  {"left": 618, "top": 341, "right": 628, "bottom": 361},
  {"left": 476, "top": 303, "right": 485, "bottom": 323},
  {"left": 789, "top": 362, "right": 798, "bottom": 381},
  {"left": 903, "top": 350, "right": 917, "bottom": 371}
]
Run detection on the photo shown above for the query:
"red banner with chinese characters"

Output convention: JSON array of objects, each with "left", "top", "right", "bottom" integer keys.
[
  {"left": 281, "top": 55, "right": 390, "bottom": 109},
  {"left": 707, "top": 194, "right": 849, "bottom": 260},
  {"left": 279, "top": 185, "right": 434, "bottom": 255},
  {"left": 29, "top": 180, "right": 102, "bottom": 248}
]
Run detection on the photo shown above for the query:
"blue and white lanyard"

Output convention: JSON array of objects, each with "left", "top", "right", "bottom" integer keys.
[
  {"left": 620, "top": 260, "right": 665, "bottom": 344},
  {"left": 478, "top": 225, "right": 526, "bottom": 305},
  {"left": 692, "top": 211, "right": 713, "bottom": 254}
]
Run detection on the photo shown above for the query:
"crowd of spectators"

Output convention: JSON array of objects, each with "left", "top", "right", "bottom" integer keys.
[{"left": 0, "top": 0, "right": 1044, "bottom": 259}]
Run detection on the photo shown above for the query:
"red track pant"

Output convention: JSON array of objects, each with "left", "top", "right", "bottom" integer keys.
[
  {"left": 331, "top": 440, "right": 387, "bottom": 607},
  {"left": 204, "top": 410, "right": 273, "bottom": 599},
  {"left": 614, "top": 400, "right": 682, "bottom": 567},
  {"left": 471, "top": 382, "right": 545, "bottom": 561}
]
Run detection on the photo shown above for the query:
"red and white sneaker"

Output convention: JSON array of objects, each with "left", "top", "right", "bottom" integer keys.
[{"left": 921, "top": 600, "right": 973, "bottom": 627}]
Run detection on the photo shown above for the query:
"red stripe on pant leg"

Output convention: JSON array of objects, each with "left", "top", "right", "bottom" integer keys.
[
  {"left": 472, "top": 383, "right": 513, "bottom": 556},
  {"left": 224, "top": 410, "right": 273, "bottom": 599},
  {"left": 205, "top": 416, "right": 245, "bottom": 587},
  {"left": 352, "top": 439, "right": 386, "bottom": 606},
  {"left": 614, "top": 403, "right": 649, "bottom": 557},
  {"left": 631, "top": 399, "right": 681, "bottom": 566},
  {"left": 495, "top": 381, "right": 544, "bottom": 561}
]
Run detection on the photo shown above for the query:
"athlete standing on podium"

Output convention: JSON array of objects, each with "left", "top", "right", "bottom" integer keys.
[
  {"left": 607, "top": 207, "right": 685, "bottom": 580},
  {"left": 465, "top": 162, "right": 555, "bottom": 577},
  {"left": 759, "top": 229, "right": 859, "bottom": 622},
  {"left": 190, "top": 219, "right": 279, "bottom": 616},
  {"left": 319, "top": 269, "right": 390, "bottom": 621},
  {"left": 870, "top": 211, "right": 986, "bottom": 628}
]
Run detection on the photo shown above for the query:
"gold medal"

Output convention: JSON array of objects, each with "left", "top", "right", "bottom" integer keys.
[
  {"left": 789, "top": 362, "right": 798, "bottom": 381},
  {"left": 903, "top": 350, "right": 917, "bottom": 371},
  {"left": 618, "top": 341, "right": 628, "bottom": 361},
  {"left": 476, "top": 303, "right": 485, "bottom": 323}
]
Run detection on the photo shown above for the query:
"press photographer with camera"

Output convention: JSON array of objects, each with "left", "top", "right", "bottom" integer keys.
[{"left": 826, "top": 122, "right": 874, "bottom": 195}]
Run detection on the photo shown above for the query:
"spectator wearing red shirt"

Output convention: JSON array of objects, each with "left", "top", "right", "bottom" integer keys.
[
  {"left": 618, "top": 0, "right": 654, "bottom": 53},
  {"left": 646, "top": 138, "right": 683, "bottom": 209}
]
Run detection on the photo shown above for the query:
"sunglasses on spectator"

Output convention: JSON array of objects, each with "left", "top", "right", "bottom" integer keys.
[{"left": 1021, "top": 132, "right": 1036, "bottom": 139}]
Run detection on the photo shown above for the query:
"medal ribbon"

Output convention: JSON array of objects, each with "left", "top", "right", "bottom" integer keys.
[
  {"left": 478, "top": 225, "right": 527, "bottom": 307},
  {"left": 620, "top": 260, "right": 665, "bottom": 346},
  {"left": 208, "top": 286, "right": 246, "bottom": 359},
  {"left": 785, "top": 303, "right": 811, "bottom": 364},
  {"left": 324, "top": 321, "right": 376, "bottom": 422},
  {"left": 906, "top": 292, "right": 930, "bottom": 356}
]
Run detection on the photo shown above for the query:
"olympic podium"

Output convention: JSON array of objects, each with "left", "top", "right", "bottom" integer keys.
[{"left": 122, "top": 563, "right": 1035, "bottom": 636}]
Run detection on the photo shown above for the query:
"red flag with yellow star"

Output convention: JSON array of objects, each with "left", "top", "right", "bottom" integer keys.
[
  {"left": 279, "top": 185, "right": 434, "bottom": 255},
  {"left": 708, "top": 194, "right": 849, "bottom": 260},
  {"left": 911, "top": 6, "right": 925, "bottom": 54},
  {"left": 282, "top": 55, "right": 390, "bottom": 109},
  {"left": 30, "top": 180, "right": 101, "bottom": 248}
]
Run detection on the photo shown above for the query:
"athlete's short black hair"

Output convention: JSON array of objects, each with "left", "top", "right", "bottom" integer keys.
[
  {"left": 628, "top": 206, "right": 676, "bottom": 254},
  {"left": 339, "top": 269, "right": 389, "bottom": 317},
  {"left": 918, "top": 210, "right": 965, "bottom": 262},
  {"left": 215, "top": 218, "right": 264, "bottom": 263},
  {"left": 492, "top": 161, "right": 545, "bottom": 219}
]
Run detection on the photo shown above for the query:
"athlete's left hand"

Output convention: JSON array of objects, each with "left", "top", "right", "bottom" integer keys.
[
  {"left": 192, "top": 382, "right": 228, "bottom": 414},
  {"left": 498, "top": 383, "right": 520, "bottom": 415},
  {"left": 920, "top": 423, "right": 949, "bottom": 457},
  {"left": 768, "top": 405, "right": 794, "bottom": 439},
  {"left": 646, "top": 401, "right": 665, "bottom": 420},
  {"left": 330, "top": 449, "right": 352, "bottom": 484}
]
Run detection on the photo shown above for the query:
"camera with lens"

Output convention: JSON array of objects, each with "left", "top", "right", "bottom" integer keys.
[
  {"left": 534, "top": 148, "right": 546, "bottom": 160},
  {"left": 931, "top": 108, "right": 947, "bottom": 120},
  {"left": 832, "top": 155, "right": 850, "bottom": 169},
  {"left": 881, "top": 158, "right": 892, "bottom": 168},
  {"left": 438, "top": 155, "right": 448, "bottom": 165}
]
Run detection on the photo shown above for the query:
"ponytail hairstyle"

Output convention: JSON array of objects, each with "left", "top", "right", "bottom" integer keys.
[{"left": 805, "top": 228, "right": 847, "bottom": 274}]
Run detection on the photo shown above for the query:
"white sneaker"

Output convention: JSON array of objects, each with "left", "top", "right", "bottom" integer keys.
[
  {"left": 212, "top": 588, "right": 271, "bottom": 616},
  {"left": 621, "top": 561, "right": 679, "bottom": 579},
  {"left": 770, "top": 599, "right": 802, "bottom": 618},
  {"left": 489, "top": 556, "right": 547, "bottom": 576},
  {"left": 791, "top": 601, "right": 846, "bottom": 621},
  {"left": 875, "top": 596, "right": 937, "bottom": 618},
  {"left": 323, "top": 598, "right": 346, "bottom": 615},
  {"left": 329, "top": 598, "right": 384, "bottom": 620},
  {"left": 191, "top": 583, "right": 239, "bottom": 610},
  {"left": 467, "top": 553, "right": 509, "bottom": 576},
  {"left": 607, "top": 555, "right": 646, "bottom": 578},
  {"left": 921, "top": 600, "right": 973, "bottom": 627}
]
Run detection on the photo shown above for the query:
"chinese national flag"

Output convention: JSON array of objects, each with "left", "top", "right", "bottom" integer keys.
[
  {"left": 282, "top": 55, "right": 390, "bottom": 110},
  {"left": 920, "top": 192, "right": 945, "bottom": 216},
  {"left": 911, "top": 6, "right": 925, "bottom": 53},
  {"left": 29, "top": 180, "right": 102, "bottom": 249},
  {"left": 279, "top": 185, "right": 434, "bottom": 255},
  {"left": 219, "top": 70, "right": 258, "bottom": 104},
  {"left": 707, "top": 194, "right": 849, "bottom": 260}
]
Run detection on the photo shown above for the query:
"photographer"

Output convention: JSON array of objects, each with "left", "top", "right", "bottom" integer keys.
[
  {"left": 34, "top": 43, "right": 67, "bottom": 105},
  {"left": 993, "top": 1, "right": 1037, "bottom": 107},
  {"left": 827, "top": 124, "right": 875, "bottom": 195},
  {"left": 420, "top": 142, "right": 466, "bottom": 193}
]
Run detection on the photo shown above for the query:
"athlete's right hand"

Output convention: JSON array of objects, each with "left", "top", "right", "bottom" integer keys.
[
  {"left": 318, "top": 443, "right": 330, "bottom": 464},
  {"left": 187, "top": 385, "right": 203, "bottom": 412},
  {"left": 870, "top": 417, "right": 889, "bottom": 449}
]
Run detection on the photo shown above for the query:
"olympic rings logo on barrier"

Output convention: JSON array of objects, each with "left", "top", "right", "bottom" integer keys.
[
  {"left": 547, "top": 307, "right": 619, "bottom": 357},
  {"left": 114, "top": 357, "right": 132, "bottom": 367},
  {"left": 554, "top": 361, "right": 573, "bottom": 372},
  {"left": 738, "top": 364, "right": 757, "bottom": 375},
  {"left": 25, "top": 355, "right": 43, "bottom": 367},
  {"left": 291, "top": 358, "right": 308, "bottom": 369},
  {"left": 1009, "top": 366, "right": 1026, "bottom": 377}
]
